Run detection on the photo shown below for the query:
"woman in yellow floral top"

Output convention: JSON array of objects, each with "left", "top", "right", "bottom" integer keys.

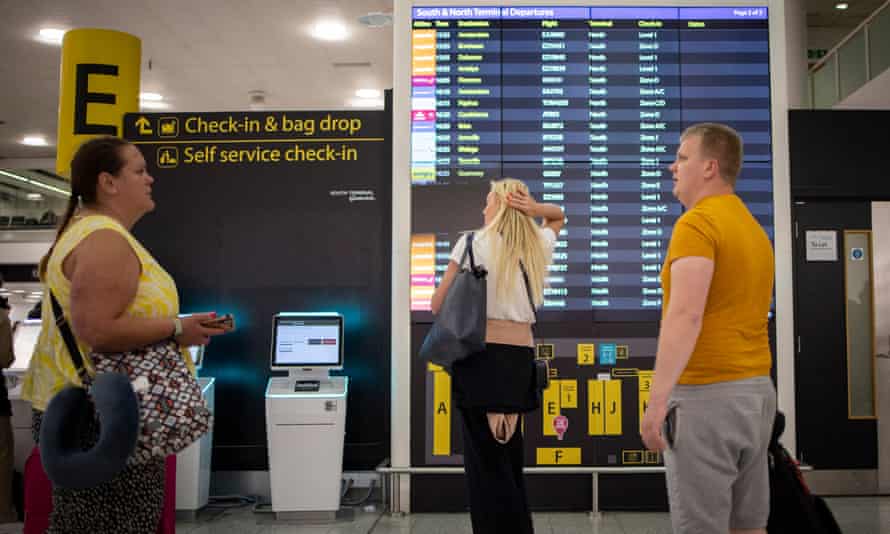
[{"left": 23, "top": 136, "right": 226, "bottom": 533}]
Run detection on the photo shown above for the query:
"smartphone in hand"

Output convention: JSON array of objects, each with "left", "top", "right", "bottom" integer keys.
[{"left": 201, "top": 313, "right": 235, "bottom": 331}]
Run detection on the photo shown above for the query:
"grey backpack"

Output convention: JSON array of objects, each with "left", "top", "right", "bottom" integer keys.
[{"left": 418, "top": 232, "right": 487, "bottom": 371}]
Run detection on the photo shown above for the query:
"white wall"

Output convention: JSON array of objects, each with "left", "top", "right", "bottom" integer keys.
[
  {"left": 808, "top": 26, "right": 857, "bottom": 52},
  {"left": 785, "top": 0, "right": 809, "bottom": 107}
]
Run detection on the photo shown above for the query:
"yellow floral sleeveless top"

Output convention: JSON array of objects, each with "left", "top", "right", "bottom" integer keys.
[{"left": 22, "top": 215, "right": 194, "bottom": 411}]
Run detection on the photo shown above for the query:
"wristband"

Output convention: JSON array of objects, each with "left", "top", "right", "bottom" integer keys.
[{"left": 172, "top": 317, "right": 183, "bottom": 338}]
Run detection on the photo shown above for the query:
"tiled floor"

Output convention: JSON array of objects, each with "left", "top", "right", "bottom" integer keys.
[{"left": 0, "top": 496, "right": 887, "bottom": 533}]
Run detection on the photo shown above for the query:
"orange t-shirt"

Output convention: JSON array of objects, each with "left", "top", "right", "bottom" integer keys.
[{"left": 661, "top": 194, "right": 774, "bottom": 385}]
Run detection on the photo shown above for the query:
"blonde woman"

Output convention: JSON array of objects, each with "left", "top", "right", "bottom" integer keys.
[{"left": 431, "top": 178, "right": 564, "bottom": 534}]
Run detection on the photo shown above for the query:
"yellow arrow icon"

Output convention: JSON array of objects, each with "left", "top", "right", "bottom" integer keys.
[{"left": 135, "top": 116, "right": 152, "bottom": 135}]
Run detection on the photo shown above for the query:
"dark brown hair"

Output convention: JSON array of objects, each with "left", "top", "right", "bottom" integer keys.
[{"left": 38, "top": 136, "right": 131, "bottom": 278}]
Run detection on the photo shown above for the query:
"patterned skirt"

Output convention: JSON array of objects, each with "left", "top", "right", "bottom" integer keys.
[{"left": 32, "top": 409, "right": 165, "bottom": 534}]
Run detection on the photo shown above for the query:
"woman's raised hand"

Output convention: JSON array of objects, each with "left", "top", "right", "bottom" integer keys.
[{"left": 506, "top": 189, "right": 537, "bottom": 217}]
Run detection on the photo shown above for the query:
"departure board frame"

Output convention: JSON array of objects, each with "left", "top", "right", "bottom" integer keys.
[{"left": 391, "top": 0, "right": 796, "bottom": 505}]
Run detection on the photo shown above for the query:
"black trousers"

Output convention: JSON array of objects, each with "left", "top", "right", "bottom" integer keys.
[{"left": 459, "top": 407, "right": 534, "bottom": 534}]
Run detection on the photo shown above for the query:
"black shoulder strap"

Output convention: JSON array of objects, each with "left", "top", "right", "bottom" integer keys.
[
  {"left": 459, "top": 232, "right": 477, "bottom": 271},
  {"left": 519, "top": 261, "right": 537, "bottom": 328},
  {"left": 49, "top": 290, "right": 89, "bottom": 382}
]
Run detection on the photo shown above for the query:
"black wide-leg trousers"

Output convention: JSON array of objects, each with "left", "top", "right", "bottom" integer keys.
[{"left": 459, "top": 407, "right": 534, "bottom": 534}]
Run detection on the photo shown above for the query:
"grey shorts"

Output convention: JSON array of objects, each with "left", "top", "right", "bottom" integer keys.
[{"left": 663, "top": 376, "right": 777, "bottom": 533}]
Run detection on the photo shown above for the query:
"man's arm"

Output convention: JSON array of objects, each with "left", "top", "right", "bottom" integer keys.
[{"left": 641, "top": 256, "right": 714, "bottom": 451}]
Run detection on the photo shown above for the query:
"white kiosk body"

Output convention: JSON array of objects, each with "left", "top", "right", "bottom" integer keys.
[
  {"left": 264, "top": 313, "right": 347, "bottom": 515},
  {"left": 176, "top": 345, "right": 215, "bottom": 515},
  {"left": 7, "top": 320, "right": 41, "bottom": 473}
]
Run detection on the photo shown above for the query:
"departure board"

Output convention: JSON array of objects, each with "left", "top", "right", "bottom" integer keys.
[{"left": 408, "top": 6, "right": 773, "bottom": 322}]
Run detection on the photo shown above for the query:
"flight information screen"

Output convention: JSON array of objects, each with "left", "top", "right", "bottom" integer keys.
[{"left": 409, "top": 6, "right": 773, "bottom": 322}]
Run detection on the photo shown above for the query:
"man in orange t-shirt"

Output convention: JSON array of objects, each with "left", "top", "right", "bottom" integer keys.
[{"left": 641, "top": 123, "right": 776, "bottom": 534}]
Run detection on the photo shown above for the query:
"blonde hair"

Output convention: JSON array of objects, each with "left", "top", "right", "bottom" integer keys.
[
  {"left": 681, "top": 123, "right": 744, "bottom": 186},
  {"left": 479, "top": 178, "right": 549, "bottom": 307}
]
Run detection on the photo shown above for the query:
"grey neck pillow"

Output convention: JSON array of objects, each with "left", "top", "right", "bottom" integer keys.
[{"left": 39, "top": 372, "right": 140, "bottom": 489}]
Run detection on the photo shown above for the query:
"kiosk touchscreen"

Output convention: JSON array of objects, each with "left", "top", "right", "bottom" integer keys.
[{"left": 270, "top": 313, "right": 343, "bottom": 391}]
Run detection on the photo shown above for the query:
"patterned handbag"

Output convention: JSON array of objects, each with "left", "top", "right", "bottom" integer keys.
[
  {"left": 89, "top": 339, "right": 213, "bottom": 463},
  {"left": 49, "top": 291, "right": 212, "bottom": 464}
]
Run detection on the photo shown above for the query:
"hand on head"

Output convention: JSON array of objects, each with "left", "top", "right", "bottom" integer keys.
[{"left": 506, "top": 189, "right": 535, "bottom": 216}]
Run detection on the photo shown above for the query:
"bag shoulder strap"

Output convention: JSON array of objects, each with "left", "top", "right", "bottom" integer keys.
[
  {"left": 519, "top": 261, "right": 537, "bottom": 325},
  {"left": 49, "top": 290, "right": 89, "bottom": 382},
  {"left": 459, "top": 232, "right": 478, "bottom": 271}
]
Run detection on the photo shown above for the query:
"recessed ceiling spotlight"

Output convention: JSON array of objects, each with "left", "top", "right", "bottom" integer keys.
[
  {"left": 37, "top": 28, "right": 66, "bottom": 45},
  {"left": 21, "top": 135, "right": 49, "bottom": 147},
  {"left": 311, "top": 20, "right": 348, "bottom": 41},
  {"left": 140, "top": 92, "right": 163, "bottom": 101},
  {"left": 356, "top": 89, "right": 381, "bottom": 99},
  {"left": 835, "top": 2, "right": 849, "bottom": 9},
  {"left": 349, "top": 98, "right": 384, "bottom": 108}
]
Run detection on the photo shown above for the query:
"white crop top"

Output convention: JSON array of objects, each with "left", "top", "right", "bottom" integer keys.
[{"left": 449, "top": 226, "right": 557, "bottom": 323}]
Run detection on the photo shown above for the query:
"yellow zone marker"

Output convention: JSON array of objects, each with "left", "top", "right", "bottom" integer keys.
[
  {"left": 577, "top": 343, "right": 595, "bottom": 365},
  {"left": 605, "top": 379, "right": 622, "bottom": 435},
  {"left": 432, "top": 370, "right": 451, "bottom": 456},
  {"left": 559, "top": 379, "right": 578, "bottom": 409},
  {"left": 542, "top": 381, "right": 561, "bottom": 436},
  {"left": 588, "top": 379, "right": 622, "bottom": 436},
  {"left": 536, "top": 448, "right": 581, "bottom": 465},
  {"left": 622, "top": 450, "right": 644, "bottom": 465},
  {"left": 611, "top": 368, "right": 640, "bottom": 378},
  {"left": 638, "top": 370, "right": 654, "bottom": 432}
]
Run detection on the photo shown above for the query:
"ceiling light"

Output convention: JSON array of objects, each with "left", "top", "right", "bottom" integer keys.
[
  {"left": 37, "top": 28, "right": 66, "bottom": 45},
  {"left": 835, "top": 2, "right": 849, "bottom": 9},
  {"left": 21, "top": 136, "right": 49, "bottom": 147},
  {"left": 140, "top": 92, "right": 163, "bottom": 101},
  {"left": 140, "top": 101, "right": 169, "bottom": 110},
  {"left": 356, "top": 89, "right": 381, "bottom": 99},
  {"left": 349, "top": 98, "right": 384, "bottom": 108},
  {"left": 248, "top": 90, "right": 267, "bottom": 111},
  {"left": 26, "top": 193, "right": 43, "bottom": 201},
  {"left": 311, "top": 20, "right": 348, "bottom": 41},
  {"left": 0, "top": 170, "right": 70, "bottom": 195}
]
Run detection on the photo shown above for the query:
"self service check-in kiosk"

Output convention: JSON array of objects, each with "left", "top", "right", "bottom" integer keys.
[
  {"left": 175, "top": 344, "right": 216, "bottom": 517},
  {"left": 265, "top": 313, "right": 347, "bottom": 518},
  {"left": 7, "top": 319, "right": 41, "bottom": 473}
]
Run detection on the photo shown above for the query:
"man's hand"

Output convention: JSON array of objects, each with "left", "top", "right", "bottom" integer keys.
[{"left": 641, "top": 399, "right": 669, "bottom": 452}]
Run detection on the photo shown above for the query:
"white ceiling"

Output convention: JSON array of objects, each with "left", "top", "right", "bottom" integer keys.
[
  {"left": 806, "top": 0, "right": 886, "bottom": 27},
  {"left": 0, "top": 0, "right": 882, "bottom": 162}
]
